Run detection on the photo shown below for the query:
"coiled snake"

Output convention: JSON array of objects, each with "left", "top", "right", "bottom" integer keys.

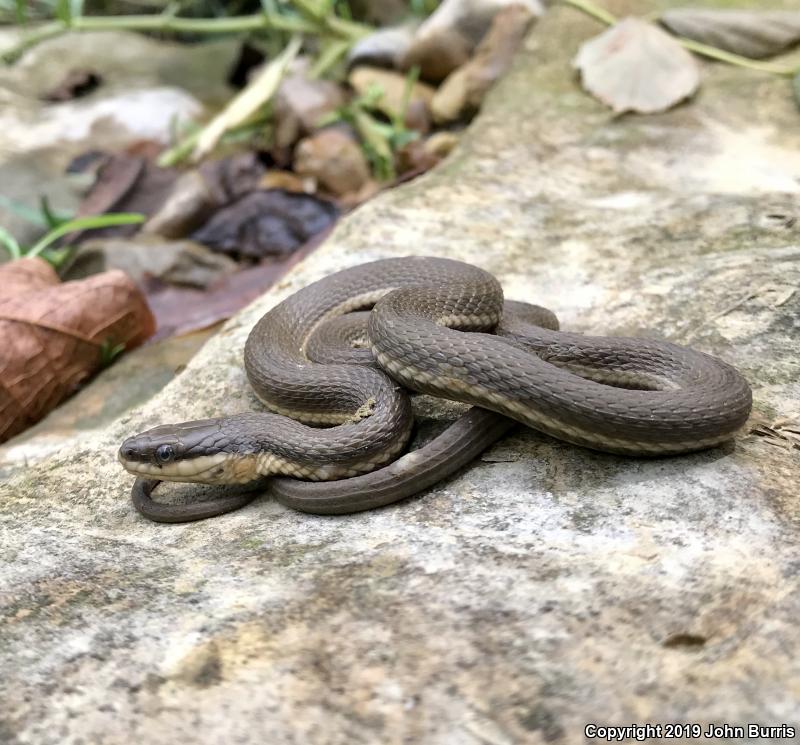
[{"left": 118, "top": 256, "right": 752, "bottom": 522}]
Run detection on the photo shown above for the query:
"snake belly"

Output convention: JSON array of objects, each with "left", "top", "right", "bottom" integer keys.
[{"left": 119, "top": 256, "right": 752, "bottom": 520}]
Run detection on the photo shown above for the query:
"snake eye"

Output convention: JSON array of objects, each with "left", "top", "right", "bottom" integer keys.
[{"left": 155, "top": 444, "right": 175, "bottom": 463}]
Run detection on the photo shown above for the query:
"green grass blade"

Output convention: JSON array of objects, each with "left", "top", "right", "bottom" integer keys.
[
  {"left": 26, "top": 213, "right": 145, "bottom": 258},
  {"left": 0, "top": 225, "right": 22, "bottom": 260}
]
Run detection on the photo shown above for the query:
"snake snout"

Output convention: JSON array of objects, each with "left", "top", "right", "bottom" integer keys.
[{"left": 117, "top": 427, "right": 185, "bottom": 472}]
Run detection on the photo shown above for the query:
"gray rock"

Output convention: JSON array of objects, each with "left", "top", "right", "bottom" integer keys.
[
  {"left": 2, "top": 1, "right": 800, "bottom": 741},
  {"left": 0, "top": 31, "right": 240, "bottom": 249},
  {"left": 347, "top": 23, "right": 418, "bottom": 70},
  {"left": 273, "top": 60, "right": 346, "bottom": 150},
  {"left": 62, "top": 237, "right": 238, "bottom": 289}
]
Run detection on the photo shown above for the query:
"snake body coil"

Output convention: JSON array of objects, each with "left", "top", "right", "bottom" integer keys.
[{"left": 120, "top": 256, "right": 752, "bottom": 521}]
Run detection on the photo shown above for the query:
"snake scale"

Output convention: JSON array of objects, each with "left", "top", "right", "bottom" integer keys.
[{"left": 118, "top": 256, "right": 752, "bottom": 522}]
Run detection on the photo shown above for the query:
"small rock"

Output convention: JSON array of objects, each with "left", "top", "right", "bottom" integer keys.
[
  {"left": 404, "top": 98, "right": 432, "bottom": 134},
  {"left": 144, "top": 153, "right": 266, "bottom": 239},
  {"left": 190, "top": 190, "right": 339, "bottom": 261},
  {"left": 424, "top": 131, "right": 461, "bottom": 159},
  {"left": 397, "top": 139, "right": 441, "bottom": 177},
  {"left": 403, "top": 30, "right": 473, "bottom": 83},
  {"left": 349, "top": 66, "right": 436, "bottom": 122},
  {"left": 347, "top": 23, "right": 418, "bottom": 70},
  {"left": 63, "top": 236, "right": 238, "bottom": 289},
  {"left": 143, "top": 171, "right": 213, "bottom": 239},
  {"left": 337, "top": 179, "right": 382, "bottom": 210},
  {"left": 432, "top": 4, "right": 536, "bottom": 123},
  {"left": 273, "top": 62, "right": 346, "bottom": 150},
  {"left": 294, "top": 128, "right": 371, "bottom": 197},
  {"left": 403, "top": 0, "right": 543, "bottom": 81},
  {"left": 259, "top": 170, "right": 314, "bottom": 194}
]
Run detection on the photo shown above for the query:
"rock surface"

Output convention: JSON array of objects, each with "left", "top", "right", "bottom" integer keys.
[{"left": 3, "top": 2, "right": 800, "bottom": 742}]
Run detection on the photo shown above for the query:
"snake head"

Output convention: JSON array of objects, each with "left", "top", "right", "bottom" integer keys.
[{"left": 118, "top": 419, "right": 248, "bottom": 484}]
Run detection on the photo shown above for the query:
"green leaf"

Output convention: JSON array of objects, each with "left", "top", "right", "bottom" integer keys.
[
  {"left": 99, "top": 339, "right": 126, "bottom": 368},
  {"left": 397, "top": 65, "right": 420, "bottom": 128},
  {"left": 26, "top": 213, "right": 146, "bottom": 259},
  {"left": 0, "top": 195, "right": 49, "bottom": 227},
  {"left": 55, "top": 0, "right": 72, "bottom": 24},
  {"left": 40, "top": 195, "right": 70, "bottom": 230},
  {"left": 15, "top": 0, "right": 26, "bottom": 24},
  {"left": 353, "top": 108, "right": 395, "bottom": 181},
  {"left": 0, "top": 225, "right": 22, "bottom": 260},
  {"left": 39, "top": 245, "right": 76, "bottom": 270},
  {"left": 310, "top": 38, "right": 350, "bottom": 78}
]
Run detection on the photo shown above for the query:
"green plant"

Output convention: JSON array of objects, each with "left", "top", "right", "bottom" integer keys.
[
  {"left": 320, "top": 67, "right": 422, "bottom": 181},
  {"left": 99, "top": 338, "right": 126, "bottom": 368},
  {"left": 0, "top": 213, "right": 146, "bottom": 268},
  {"left": 0, "top": 194, "right": 73, "bottom": 228},
  {"left": 2, "top": 0, "right": 371, "bottom": 65}
]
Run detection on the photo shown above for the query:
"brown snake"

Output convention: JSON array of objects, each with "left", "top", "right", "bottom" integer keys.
[{"left": 118, "top": 256, "right": 752, "bottom": 521}]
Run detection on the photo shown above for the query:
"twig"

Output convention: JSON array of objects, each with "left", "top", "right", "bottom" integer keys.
[
  {"left": 559, "top": 0, "right": 615, "bottom": 26},
  {"left": 192, "top": 35, "right": 303, "bottom": 161},
  {"left": 677, "top": 37, "right": 798, "bottom": 77},
  {"left": 2, "top": 8, "right": 370, "bottom": 64}
]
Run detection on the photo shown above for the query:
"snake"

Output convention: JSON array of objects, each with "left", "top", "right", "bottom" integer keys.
[{"left": 118, "top": 256, "right": 753, "bottom": 522}]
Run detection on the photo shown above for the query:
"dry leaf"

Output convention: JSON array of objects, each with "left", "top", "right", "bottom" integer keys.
[
  {"left": 145, "top": 226, "right": 330, "bottom": 341},
  {"left": 190, "top": 190, "right": 339, "bottom": 261},
  {"left": 0, "top": 258, "right": 155, "bottom": 442},
  {"left": 69, "top": 154, "right": 177, "bottom": 245},
  {"left": 574, "top": 17, "right": 700, "bottom": 114},
  {"left": 2, "top": 257, "right": 59, "bottom": 298},
  {"left": 661, "top": 9, "right": 800, "bottom": 60}
]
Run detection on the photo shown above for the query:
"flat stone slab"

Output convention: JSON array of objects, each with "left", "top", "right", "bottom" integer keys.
[{"left": 2, "top": 2, "right": 799, "bottom": 742}]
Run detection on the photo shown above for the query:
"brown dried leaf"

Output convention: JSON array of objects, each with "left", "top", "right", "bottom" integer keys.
[
  {"left": 144, "top": 226, "right": 331, "bottom": 341},
  {"left": 190, "top": 190, "right": 339, "bottom": 261},
  {"left": 661, "top": 9, "right": 800, "bottom": 60},
  {"left": 574, "top": 17, "right": 700, "bottom": 114},
  {"left": 2, "top": 257, "right": 60, "bottom": 299},
  {"left": 0, "top": 258, "right": 155, "bottom": 442},
  {"left": 68, "top": 153, "right": 177, "bottom": 245}
]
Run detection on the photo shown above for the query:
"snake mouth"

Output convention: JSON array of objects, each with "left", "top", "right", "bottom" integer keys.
[{"left": 118, "top": 450, "right": 234, "bottom": 483}]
